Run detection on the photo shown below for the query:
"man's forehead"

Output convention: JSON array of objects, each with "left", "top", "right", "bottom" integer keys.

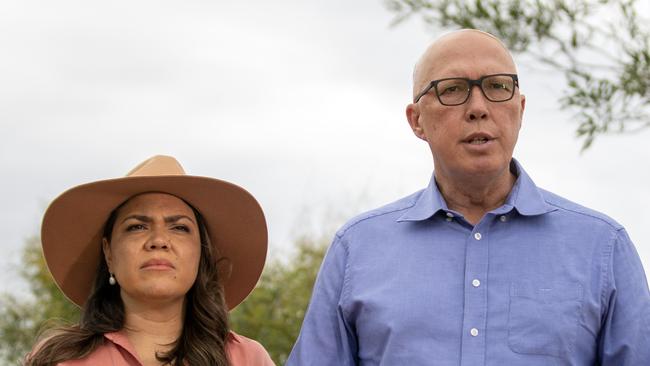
[
  {"left": 436, "top": 29, "right": 509, "bottom": 49},
  {"left": 412, "top": 30, "right": 517, "bottom": 94},
  {"left": 426, "top": 31, "right": 513, "bottom": 66}
]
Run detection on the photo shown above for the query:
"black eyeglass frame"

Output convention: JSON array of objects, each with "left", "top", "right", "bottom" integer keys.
[{"left": 413, "top": 73, "right": 519, "bottom": 105}]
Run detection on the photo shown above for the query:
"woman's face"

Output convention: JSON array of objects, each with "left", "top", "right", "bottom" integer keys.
[{"left": 102, "top": 192, "right": 202, "bottom": 306}]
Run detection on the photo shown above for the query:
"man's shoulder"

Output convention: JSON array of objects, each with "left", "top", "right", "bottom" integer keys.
[
  {"left": 539, "top": 188, "right": 623, "bottom": 231},
  {"left": 335, "top": 189, "right": 424, "bottom": 238}
]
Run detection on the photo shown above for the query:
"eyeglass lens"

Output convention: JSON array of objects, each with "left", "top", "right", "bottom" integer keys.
[{"left": 437, "top": 75, "right": 515, "bottom": 105}]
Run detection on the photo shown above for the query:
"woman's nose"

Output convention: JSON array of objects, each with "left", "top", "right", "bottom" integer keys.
[{"left": 146, "top": 229, "right": 170, "bottom": 250}]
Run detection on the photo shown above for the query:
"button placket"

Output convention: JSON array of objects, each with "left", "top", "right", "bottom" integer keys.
[
  {"left": 461, "top": 225, "right": 490, "bottom": 366},
  {"left": 445, "top": 212, "right": 454, "bottom": 222}
]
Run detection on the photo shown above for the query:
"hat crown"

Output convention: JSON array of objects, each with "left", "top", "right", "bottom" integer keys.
[{"left": 126, "top": 155, "right": 186, "bottom": 177}]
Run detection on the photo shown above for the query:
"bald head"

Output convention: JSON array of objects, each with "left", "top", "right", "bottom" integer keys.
[{"left": 412, "top": 30, "right": 518, "bottom": 100}]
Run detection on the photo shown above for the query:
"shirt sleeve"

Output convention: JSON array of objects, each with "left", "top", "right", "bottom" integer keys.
[
  {"left": 286, "top": 235, "right": 357, "bottom": 366},
  {"left": 598, "top": 229, "right": 650, "bottom": 365}
]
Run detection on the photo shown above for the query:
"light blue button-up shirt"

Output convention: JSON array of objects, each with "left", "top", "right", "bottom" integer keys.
[{"left": 287, "top": 160, "right": 650, "bottom": 365}]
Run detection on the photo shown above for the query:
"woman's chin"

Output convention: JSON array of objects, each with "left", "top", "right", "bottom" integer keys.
[{"left": 122, "top": 283, "right": 191, "bottom": 305}]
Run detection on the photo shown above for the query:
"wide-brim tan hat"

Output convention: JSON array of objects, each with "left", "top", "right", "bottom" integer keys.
[{"left": 41, "top": 155, "right": 267, "bottom": 310}]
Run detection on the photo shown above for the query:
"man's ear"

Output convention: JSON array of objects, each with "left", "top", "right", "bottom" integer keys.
[
  {"left": 102, "top": 238, "right": 113, "bottom": 271},
  {"left": 406, "top": 103, "right": 427, "bottom": 141},
  {"left": 518, "top": 94, "right": 526, "bottom": 129}
]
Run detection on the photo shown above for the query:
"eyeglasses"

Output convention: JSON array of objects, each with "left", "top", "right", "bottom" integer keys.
[{"left": 413, "top": 73, "right": 519, "bottom": 106}]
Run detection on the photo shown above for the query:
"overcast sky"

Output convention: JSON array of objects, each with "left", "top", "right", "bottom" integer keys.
[{"left": 1, "top": 0, "right": 648, "bottom": 298}]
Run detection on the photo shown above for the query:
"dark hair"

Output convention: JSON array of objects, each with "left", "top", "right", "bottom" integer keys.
[{"left": 27, "top": 198, "right": 231, "bottom": 366}]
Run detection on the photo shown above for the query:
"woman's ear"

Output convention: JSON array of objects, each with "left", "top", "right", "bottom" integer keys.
[{"left": 102, "top": 238, "right": 112, "bottom": 271}]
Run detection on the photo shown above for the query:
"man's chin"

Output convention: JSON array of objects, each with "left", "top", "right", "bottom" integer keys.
[{"left": 458, "top": 159, "right": 512, "bottom": 181}]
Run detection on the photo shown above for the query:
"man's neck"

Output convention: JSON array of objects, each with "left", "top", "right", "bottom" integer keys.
[{"left": 436, "top": 167, "right": 516, "bottom": 225}]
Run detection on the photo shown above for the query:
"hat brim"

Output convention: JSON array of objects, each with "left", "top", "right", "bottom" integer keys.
[{"left": 41, "top": 175, "right": 267, "bottom": 310}]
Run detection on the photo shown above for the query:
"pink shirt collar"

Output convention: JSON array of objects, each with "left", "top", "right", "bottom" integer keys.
[{"left": 103, "top": 330, "right": 241, "bottom": 362}]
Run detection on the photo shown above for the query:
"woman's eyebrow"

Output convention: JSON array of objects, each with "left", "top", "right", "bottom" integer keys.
[
  {"left": 164, "top": 215, "right": 196, "bottom": 224},
  {"left": 120, "top": 214, "right": 151, "bottom": 224},
  {"left": 119, "top": 214, "right": 195, "bottom": 224}
]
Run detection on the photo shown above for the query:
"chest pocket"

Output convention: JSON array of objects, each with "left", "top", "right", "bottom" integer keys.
[{"left": 508, "top": 281, "right": 583, "bottom": 359}]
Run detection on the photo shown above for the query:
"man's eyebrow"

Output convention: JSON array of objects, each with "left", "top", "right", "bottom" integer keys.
[{"left": 120, "top": 214, "right": 195, "bottom": 224}]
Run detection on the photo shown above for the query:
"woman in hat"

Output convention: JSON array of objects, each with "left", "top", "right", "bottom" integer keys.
[{"left": 27, "top": 155, "right": 274, "bottom": 366}]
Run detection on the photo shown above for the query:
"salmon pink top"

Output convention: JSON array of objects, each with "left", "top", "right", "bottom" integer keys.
[{"left": 56, "top": 331, "right": 274, "bottom": 365}]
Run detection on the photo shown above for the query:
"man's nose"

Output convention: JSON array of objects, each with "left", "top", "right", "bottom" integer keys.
[{"left": 466, "top": 85, "right": 488, "bottom": 121}]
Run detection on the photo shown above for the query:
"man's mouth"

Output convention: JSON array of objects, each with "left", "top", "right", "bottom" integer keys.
[
  {"left": 464, "top": 133, "right": 495, "bottom": 145},
  {"left": 468, "top": 137, "right": 490, "bottom": 145}
]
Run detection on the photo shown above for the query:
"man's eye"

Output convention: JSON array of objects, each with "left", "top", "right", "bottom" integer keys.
[
  {"left": 441, "top": 85, "right": 461, "bottom": 95},
  {"left": 489, "top": 82, "right": 509, "bottom": 91},
  {"left": 126, "top": 224, "right": 146, "bottom": 231}
]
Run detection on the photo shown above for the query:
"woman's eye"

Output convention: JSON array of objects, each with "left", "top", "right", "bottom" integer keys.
[
  {"left": 172, "top": 225, "right": 190, "bottom": 233},
  {"left": 126, "top": 224, "right": 146, "bottom": 231}
]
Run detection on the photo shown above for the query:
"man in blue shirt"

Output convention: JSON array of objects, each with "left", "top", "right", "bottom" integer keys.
[{"left": 287, "top": 29, "right": 650, "bottom": 365}]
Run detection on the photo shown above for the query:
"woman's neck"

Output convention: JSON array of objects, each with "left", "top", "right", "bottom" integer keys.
[{"left": 122, "top": 297, "right": 185, "bottom": 366}]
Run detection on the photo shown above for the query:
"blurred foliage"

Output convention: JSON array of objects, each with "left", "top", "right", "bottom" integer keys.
[
  {"left": 0, "top": 236, "right": 80, "bottom": 364},
  {"left": 230, "top": 236, "right": 328, "bottom": 365},
  {"left": 0, "top": 234, "right": 329, "bottom": 365},
  {"left": 385, "top": 0, "right": 650, "bottom": 150}
]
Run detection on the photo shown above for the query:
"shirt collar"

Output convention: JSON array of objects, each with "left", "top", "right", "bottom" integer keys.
[
  {"left": 397, "top": 159, "right": 555, "bottom": 222},
  {"left": 228, "top": 331, "right": 241, "bottom": 343},
  {"left": 397, "top": 173, "right": 449, "bottom": 222},
  {"left": 105, "top": 330, "right": 242, "bottom": 346},
  {"left": 504, "top": 159, "right": 556, "bottom": 216},
  {"left": 104, "top": 331, "right": 141, "bottom": 361}
]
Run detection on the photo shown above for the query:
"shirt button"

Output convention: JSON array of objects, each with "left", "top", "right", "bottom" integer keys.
[
  {"left": 499, "top": 215, "right": 507, "bottom": 222},
  {"left": 474, "top": 232, "right": 482, "bottom": 240},
  {"left": 470, "top": 328, "right": 479, "bottom": 337},
  {"left": 445, "top": 212, "right": 453, "bottom": 222},
  {"left": 472, "top": 279, "right": 481, "bottom": 287}
]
